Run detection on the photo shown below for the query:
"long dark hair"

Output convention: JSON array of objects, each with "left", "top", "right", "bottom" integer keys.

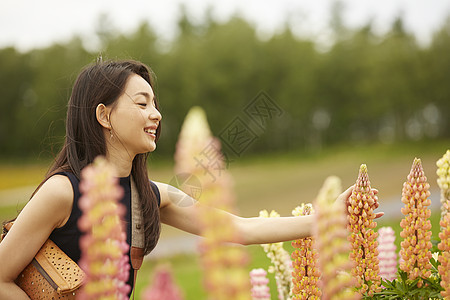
[{"left": 35, "top": 59, "right": 161, "bottom": 255}]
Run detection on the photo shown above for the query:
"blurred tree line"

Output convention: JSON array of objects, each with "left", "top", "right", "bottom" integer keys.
[{"left": 0, "top": 6, "right": 449, "bottom": 160}]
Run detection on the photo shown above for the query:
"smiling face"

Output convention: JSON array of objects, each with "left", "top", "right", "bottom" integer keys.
[{"left": 107, "top": 74, "right": 162, "bottom": 157}]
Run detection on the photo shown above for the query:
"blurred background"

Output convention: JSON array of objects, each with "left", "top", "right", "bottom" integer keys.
[
  {"left": 1, "top": 1, "right": 450, "bottom": 297},
  {"left": 0, "top": 0, "right": 449, "bottom": 160}
]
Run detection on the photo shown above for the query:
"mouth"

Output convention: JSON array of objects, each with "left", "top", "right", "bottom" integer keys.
[{"left": 144, "top": 127, "right": 157, "bottom": 138}]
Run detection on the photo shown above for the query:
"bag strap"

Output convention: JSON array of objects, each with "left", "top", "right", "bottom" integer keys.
[{"left": 130, "top": 177, "right": 144, "bottom": 299}]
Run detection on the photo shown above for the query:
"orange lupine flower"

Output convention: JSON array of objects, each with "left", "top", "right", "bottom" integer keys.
[
  {"left": 347, "top": 164, "right": 381, "bottom": 296},
  {"left": 399, "top": 158, "right": 432, "bottom": 287},
  {"left": 291, "top": 203, "right": 321, "bottom": 299}
]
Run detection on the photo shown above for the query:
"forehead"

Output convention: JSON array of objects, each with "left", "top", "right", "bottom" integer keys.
[{"left": 124, "top": 74, "right": 154, "bottom": 98}]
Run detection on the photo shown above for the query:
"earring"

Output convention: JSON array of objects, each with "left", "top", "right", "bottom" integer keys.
[{"left": 109, "top": 129, "right": 114, "bottom": 140}]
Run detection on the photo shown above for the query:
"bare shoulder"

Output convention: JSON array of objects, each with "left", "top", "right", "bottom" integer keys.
[
  {"left": 28, "top": 174, "right": 74, "bottom": 228},
  {"left": 0, "top": 175, "right": 74, "bottom": 282},
  {"left": 37, "top": 174, "right": 73, "bottom": 204}
]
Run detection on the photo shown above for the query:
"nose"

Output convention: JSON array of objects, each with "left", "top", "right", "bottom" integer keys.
[{"left": 149, "top": 106, "right": 162, "bottom": 123}]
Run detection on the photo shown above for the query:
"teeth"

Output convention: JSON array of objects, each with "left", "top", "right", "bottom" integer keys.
[{"left": 145, "top": 129, "right": 156, "bottom": 134}]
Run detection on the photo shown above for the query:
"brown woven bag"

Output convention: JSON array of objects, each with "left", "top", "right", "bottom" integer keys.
[{"left": 1, "top": 222, "right": 85, "bottom": 299}]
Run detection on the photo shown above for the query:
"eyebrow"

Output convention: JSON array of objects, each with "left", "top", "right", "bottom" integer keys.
[{"left": 133, "top": 91, "right": 153, "bottom": 100}]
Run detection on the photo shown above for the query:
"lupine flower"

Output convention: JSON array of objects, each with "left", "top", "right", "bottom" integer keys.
[
  {"left": 142, "top": 264, "right": 184, "bottom": 300},
  {"left": 259, "top": 209, "right": 293, "bottom": 300},
  {"left": 377, "top": 227, "right": 397, "bottom": 282},
  {"left": 437, "top": 150, "right": 450, "bottom": 225},
  {"left": 249, "top": 268, "right": 271, "bottom": 300},
  {"left": 291, "top": 203, "right": 321, "bottom": 299},
  {"left": 314, "top": 176, "right": 360, "bottom": 300},
  {"left": 399, "top": 158, "right": 433, "bottom": 286},
  {"left": 437, "top": 151, "right": 450, "bottom": 299},
  {"left": 347, "top": 164, "right": 381, "bottom": 296},
  {"left": 438, "top": 205, "right": 450, "bottom": 299},
  {"left": 174, "top": 106, "right": 251, "bottom": 300},
  {"left": 77, "top": 156, "right": 130, "bottom": 300},
  {"left": 174, "top": 106, "right": 215, "bottom": 182}
]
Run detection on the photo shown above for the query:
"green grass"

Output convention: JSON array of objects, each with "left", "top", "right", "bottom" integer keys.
[{"left": 135, "top": 244, "right": 285, "bottom": 299}]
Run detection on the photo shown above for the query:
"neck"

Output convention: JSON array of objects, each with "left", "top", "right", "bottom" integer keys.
[{"left": 106, "top": 150, "right": 134, "bottom": 178}]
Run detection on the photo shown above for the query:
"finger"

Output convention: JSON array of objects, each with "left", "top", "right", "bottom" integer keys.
[
  {"left": 344, "top": 184, "right": 355, "bottom": 194},
  {"left": 374, "top": 212, "right": 384, "bottom": 219},
  {"left": 373, "top": 196, "right": 379, "bottom": 209},
  {"left": 342, "top": 184, "right": 355, "bottom": 201}
]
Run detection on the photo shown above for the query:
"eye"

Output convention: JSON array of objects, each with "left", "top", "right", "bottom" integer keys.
[{"left": 138, "top": 103, "right": 147, "bottom": 107}]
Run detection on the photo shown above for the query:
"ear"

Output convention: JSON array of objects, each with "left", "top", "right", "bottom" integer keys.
[{"left": 96, "top": 103, "right": 111, "bottom": 129}]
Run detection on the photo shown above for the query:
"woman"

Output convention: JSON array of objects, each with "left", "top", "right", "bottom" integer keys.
[{"left": 0, "top": 59, "right": 381, "bottom": 299}]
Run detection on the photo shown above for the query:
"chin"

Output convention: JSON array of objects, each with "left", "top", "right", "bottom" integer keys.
[{"left": 143, "top": 145, "right": 157, "bottom": 153}]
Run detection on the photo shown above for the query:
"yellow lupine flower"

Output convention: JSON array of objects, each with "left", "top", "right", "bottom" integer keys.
[
  {"left": 174, "top": 107, "right": 251, "bottom": 300},
  {"left": 437, "top": 150, "right": 450, "bottom": 299},
  {"left": 314, "top": 176, "right": 360, "bottom": 300}
]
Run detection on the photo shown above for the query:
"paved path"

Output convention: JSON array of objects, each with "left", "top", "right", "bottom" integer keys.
[{"left": 378, "top": 188, "right": 441, "bottom": 219}]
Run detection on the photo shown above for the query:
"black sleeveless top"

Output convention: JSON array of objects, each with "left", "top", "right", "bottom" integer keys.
[{"left": 49, "top": 172, "right": 160, "bottom": 294}]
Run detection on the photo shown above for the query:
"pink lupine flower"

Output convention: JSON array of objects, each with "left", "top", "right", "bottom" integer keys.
[
  {"left": 377, "top": 227, "right": 397, "bottom": 282},
  {"left": 399, "top": 158, "right": 432, "bottom": 287},
  {"left": 291, "top": 203, "right": 321, "bottom": 299},
  {"left": 142, "top": 264, "right": 184, "bottom": 300},
  {"left": 347, "top": 164, "right": 381, "bottom": 296},
  {"left": 437, "top": 150, "right": 450, "bottom": 299},
  {"left": 314, "top": 176, "right": 360, "bottom": 300},
  {"left": 259, "top": 209, "right": 293, "bottom": 300},
  {"left": 77, "top": 156, "right": 130, "bottom": 300},
  {"left": 174, "top": 107, "right": 251, "bottom": 300},
  {"left": 249, "top": 268, "right": 271, "bottom": 300}
]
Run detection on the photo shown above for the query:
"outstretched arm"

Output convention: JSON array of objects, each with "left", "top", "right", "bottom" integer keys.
[{"left": 156, "top": 182, "right": 378, "bottom": 246}]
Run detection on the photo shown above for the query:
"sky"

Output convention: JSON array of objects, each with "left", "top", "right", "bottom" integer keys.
[{"left": 1, "top": 0, "right": 449, "bottom": 52}]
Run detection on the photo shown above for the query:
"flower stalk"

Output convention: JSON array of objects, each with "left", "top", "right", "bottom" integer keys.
[
  {"left": 142, "top": 264, "right": 184, "bottom": 300},
  {"left": 249, "top": 268, "right": 271, "bottom": 300},
  {"left": 347, "top": 164, "right": 381, "bottom": 296},
  {"left": 399, "top": 158, "right": 432, "bottom": 286},
  {"left": 174, "top": 106, "right": 251, "bottom": 300},
  {"left": 77, "top": 157, "right": 130, "bottom": 300},
  {"left": 437, "top": 150, "right": 450, "bottom": 299},
  {"left": 377, "top": 227, "right": 397, "bottom": 282},
  {"left": 291, "top": 203, "right": 321, "bottom": 299},
  {"left": 314, "top": 176, "right": 360, "bottom": 300},
  {"left": 437, "top": 149, "right": 450, "bottom": 222},
  {"left": 259, "top": 209, "right": 293, "bottom": 300}
]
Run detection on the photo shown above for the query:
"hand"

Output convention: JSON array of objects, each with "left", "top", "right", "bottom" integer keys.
[
  {"left": 370, "top": 188, "right": 384, "bottom": 219},
  {"left": 336, "top": 185, "right": 384, "bottom": 219}
]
